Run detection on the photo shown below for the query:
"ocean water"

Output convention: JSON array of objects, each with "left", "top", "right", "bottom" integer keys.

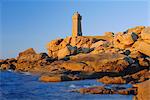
[{"left": 0, "top": 71, "right": 133, "bottom": 100}]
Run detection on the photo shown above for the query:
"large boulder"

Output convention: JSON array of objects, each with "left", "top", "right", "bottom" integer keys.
[
  {"left": 18, "top": 48, "right": 36, "bottom": 57},
  {"left": 129, "top": 49, "right": 142, "bottom": 59},
  {"left": 113, "top": 26, "right": 145, "bottom": 50},
  {"left": 122, "top": 69, "right": 150, "bottom": 84},
  {"left": 113, "top": 32, "right": 138, "bottom": 49},
  {"left": 61, "top": 61, "right": 85, "bottom": 71},
  {"left": 39, "top": 74, "right": 72, "bottom": 82},
  {"left": 57, "top": 46, "right": 70, "bottom": 59},
  {"left": 46, "top": 38, "right": 63, "bottom": 57},
  {"left": 77, "top": 86, "right": 113, "bottom": 94},
  {"left": 0, "top": 58, "right": 17, "bottom": 70},
  {"left": 57, "top": 45, "right": 77, "bottom": 59},
  {"left": 136, "top": 41, "right": 150, "bottom": 56},
  {"left": 134, "top": 80, "right": 150, "bottom": 100},
  {"left": 97, "top": 76, "right": 126, "bottom": 84},
  {"left": 70, "top": 53, "right": 129, "bottom": 72},
  {"left": 127, "top": 26, "right": 145, "bottom": 35},
  {"left": 90, "top": 41, "right": 105, "bottom": 49},
  {"left": 74, "top": 86, "right": 136, "bottom": 95},
  {"left": 0, "top": 64, "right": 10, "bottom": 70},
  {"left": 138, "top": 57, "right": 149, "bottom": 67},
  {"left": 46, "top": 38, "right": 63, "bottom": 51},
  {"left": 141, "top": 27, "right": 150, "bottom": 40},
  {"left": 61, "top": 61, "right": 94, "bottom": 72},
  {"left": 130, "top": 27, "right": 150, "bottom": 57},
  {"left": 16, "top": 48, "right": 52, "bottom": 72},
  {"left": 0, "top": 59, "right": 5, "bottom": 66},
  {"left": 16, "top": 48, "right": 38, "bottom": 71},
  {"left": 104, "top": 32, "right": 114, "bottom": 37},
  {"left": 70, "top": 36, "right": 96, "bottom": 48},
  {"left": 39, "top": 75, "right": 62, "bottom": 82},
  {"left": 46, "top": 36, "right": 98, "bottom": 58}
]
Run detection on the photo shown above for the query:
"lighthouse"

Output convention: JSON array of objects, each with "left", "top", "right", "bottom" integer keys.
[{"left": 72, "top": 12, "right": 82, "bottom": 37}]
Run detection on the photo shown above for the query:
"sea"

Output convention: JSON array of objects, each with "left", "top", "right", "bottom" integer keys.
[{"left": 0, "top": 71, "right": 133, "bottom": 100}]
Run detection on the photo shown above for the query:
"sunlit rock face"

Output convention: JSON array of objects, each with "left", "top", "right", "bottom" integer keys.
[
  {"left": 46, "top": 36, "right": 100, "bottom": 59},
  {"left": 43, "top": 26, "right": 150, "bottom": 84},
  {"left": 46, "top": 26, "right": 150, "bottom": 60},
  {"left": 16, "top": 48, "right": 53, "bottom": 72},
  {"left": 133, "top": 80, "right": 150, "bottom": 100},
  {"left": 0, "top": 26, "right": 150, "bottom": 87}
]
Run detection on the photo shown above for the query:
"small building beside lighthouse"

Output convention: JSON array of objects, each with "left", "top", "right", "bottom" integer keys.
[{"left": 72, "top": 12, "right": 82, "bottom": 36}]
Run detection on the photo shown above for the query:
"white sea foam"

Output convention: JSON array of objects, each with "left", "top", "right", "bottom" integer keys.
[
  {"left": 69, "top": 84, "right": 76, "bottom": 88},
  {"left": 7, "top": 69, "right": 12, "bottom": 72},
  {"left": 83, "top": 85, "right": 91, "bottom": 88},
  {"left": 22, "top": 72, "right": 31, "bottom": 75},
  {"left": 83, "top": 84, "right": 97, "bottom": 88}
]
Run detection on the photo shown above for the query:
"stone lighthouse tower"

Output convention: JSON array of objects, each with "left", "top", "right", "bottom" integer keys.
[{"left": 72, "top": 12, "right": 82, "bottom": 36}]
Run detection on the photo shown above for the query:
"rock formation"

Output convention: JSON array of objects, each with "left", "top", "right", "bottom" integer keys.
[
  {"left": 0, "top": 26, "right": 150, "bottom": 97},
  {"left": 133, "top": 80, "right": 150, "bottom": 100},
  {"left": 72, "top": 86, "right": 137, "bottom": 95}
]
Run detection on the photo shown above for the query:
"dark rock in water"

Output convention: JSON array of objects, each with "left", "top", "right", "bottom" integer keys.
[
  {"left": 97, "top": 69, "right": 150, "bottom": 84},
  {"left": 39, "top": 75, "right": 62, "bottom": 82},
  {"left": 123, "top": 69, "right": 150, "bottom": 84},
  {"left": 117, "top": 87, "right": 137, "bottom": 95},
  {"left": 73, "top": 86, "right": 137, "bottom": 95},
  {"left": 97, "top": 69, "right": 149, "bottom": 84},
  {"left": 76, "top": 86, "right": 113, "bottom": 94},
  {"left": 39, "top": 74, "right": 72, "bottom": 82}
]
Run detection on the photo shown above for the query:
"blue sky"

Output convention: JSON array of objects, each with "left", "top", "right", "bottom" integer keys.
[{"left": 0, "top": 0, "right": 150, "bottom": 59}]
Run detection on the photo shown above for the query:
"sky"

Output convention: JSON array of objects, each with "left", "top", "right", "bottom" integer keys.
[{"left": 0, "top": 0, "right": 150, "bottom": 59}]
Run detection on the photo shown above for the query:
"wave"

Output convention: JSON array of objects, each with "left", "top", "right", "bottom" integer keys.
[
  {"left": 69, "top": 84, "right": 77, "bottom": 88},
  {"left": 21, "top": 72, "right": 31, "bottom": 75}
]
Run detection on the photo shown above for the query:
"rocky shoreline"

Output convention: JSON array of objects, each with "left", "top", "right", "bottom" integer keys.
[{"left": 0, "top": 26, "right": 150, "bottom": 99}]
